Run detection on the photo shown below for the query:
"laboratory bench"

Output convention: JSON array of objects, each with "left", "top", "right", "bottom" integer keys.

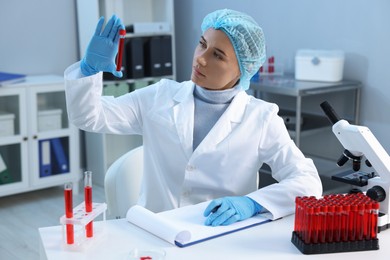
[{"left": 39, "top": 213, "right": 390, "bottom": 260}]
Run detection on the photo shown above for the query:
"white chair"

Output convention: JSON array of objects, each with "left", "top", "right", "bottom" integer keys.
[{"left": 104, "top": 145, "right": 143, "bottom": 219}]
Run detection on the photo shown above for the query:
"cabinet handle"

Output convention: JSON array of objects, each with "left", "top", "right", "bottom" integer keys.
[
  {"left": 33, "top": 135, "right": 38, "bottom": 139},
  {"left": 23, "top": 137, "right": 28, "bottom": 141}
]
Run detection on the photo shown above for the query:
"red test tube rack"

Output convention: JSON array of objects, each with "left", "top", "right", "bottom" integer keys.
[
  {"left": 291, "top": 193, "right": 380, "bottom": 254},
  {"left": 60, "top": 202, "right": 107, "bottom": 247},
  {"left": 60, "top": 171, "right": 107, "bottom": 247}
]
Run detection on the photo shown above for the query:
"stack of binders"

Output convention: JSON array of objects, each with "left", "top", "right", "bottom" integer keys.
[{"left": 104, "top": 35, "right": 173, "bottom": 82}]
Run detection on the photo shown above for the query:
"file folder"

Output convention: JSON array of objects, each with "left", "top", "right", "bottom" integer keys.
[
  {"left": 125, "top": 37, "right": 145, "bottom": 79},
  {"left": 144, "top": 36, "right": 163, "bottom": 77},
  {"left": 39, "top": 140, "right": 52, "bottom": 177},
  {"left": 50, "top": 138, "right": 69, "bottom": 174},
  {"left": 161, "top": 35, "right": 173, "bottom": 76},
  {"left": 0, "top": 153, "right": 12, "bottom": 184},
  {"left": 0, "top": 71, "right": 26, "bottom": 86}
]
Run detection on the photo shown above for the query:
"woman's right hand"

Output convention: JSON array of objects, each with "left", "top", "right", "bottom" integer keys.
[{"left": 80, "top": 15, "right": 124, "bottom": 78}]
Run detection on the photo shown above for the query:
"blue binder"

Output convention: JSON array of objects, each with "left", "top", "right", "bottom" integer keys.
[
  {"left": 39, "top": 140, "right": 52, "bottom": 177},
  {"left": 50, "top": 138, "right": 69, "bottom": 174}
]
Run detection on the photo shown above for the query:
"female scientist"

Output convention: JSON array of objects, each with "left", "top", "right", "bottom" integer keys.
[{"left": 64, "top": 9, "right": 322, "bottom": 226}]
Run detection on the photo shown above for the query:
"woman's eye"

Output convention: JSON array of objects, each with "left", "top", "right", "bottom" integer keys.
[
  {"left": 214, "top": 52, "right": 223, "bottom": 60},
  {"left": 199, "top": 41, "right": 206, "bottom": 48}
]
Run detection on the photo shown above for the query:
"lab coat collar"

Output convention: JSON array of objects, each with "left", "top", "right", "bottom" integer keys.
[
  {"left": 172, "top": 82, "right": 249, "bottom": 159},
  {"left": 172, "top": 82, "right": 196, "bottom": 160}
]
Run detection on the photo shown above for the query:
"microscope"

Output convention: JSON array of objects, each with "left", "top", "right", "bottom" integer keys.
[{"left": 320, "top": 101, "right": 390, "bottom": 231}]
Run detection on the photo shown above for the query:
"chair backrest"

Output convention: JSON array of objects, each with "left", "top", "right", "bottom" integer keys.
[{"left": 104, "top": 145, "right": 143, "bottom": 219}]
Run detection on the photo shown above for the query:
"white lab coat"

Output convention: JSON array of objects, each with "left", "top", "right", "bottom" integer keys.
[{"left": 64, "top": 62, "right": 322, "bottom": 220}]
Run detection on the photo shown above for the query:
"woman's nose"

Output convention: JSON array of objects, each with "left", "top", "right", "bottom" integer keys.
[{"left": 196, "top": 53, "right": 207, "bottom": 67}]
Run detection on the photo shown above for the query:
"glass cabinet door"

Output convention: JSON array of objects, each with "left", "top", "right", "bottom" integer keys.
[
  {"left": 0, "top": 88, "right": 29, "bottom": 195},
  {"left": 28, "top": 85, "right": 74, "bottom": 186}
]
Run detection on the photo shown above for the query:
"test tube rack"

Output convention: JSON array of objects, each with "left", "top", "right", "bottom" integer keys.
[
  {"left": 291, "top": 193, "right": 379, "bottom": 254},
  {"left": 60, "top": 202, "right": 107, "bottom": 246}
]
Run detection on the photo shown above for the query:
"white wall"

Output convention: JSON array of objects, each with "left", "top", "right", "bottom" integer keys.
[
  {"left": 174, "top": 0, "right": 390, "bottom": 153},
  {"left": 0, "top": 0, "right": 78, "bottom": 75}
]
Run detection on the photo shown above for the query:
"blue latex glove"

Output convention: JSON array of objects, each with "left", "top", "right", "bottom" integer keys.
[
  {"left": 80, "top": 15, "right": 124, "bottom": 77},
  {"left": 203, "top": 196, "right": 262, "bottom": 226}
]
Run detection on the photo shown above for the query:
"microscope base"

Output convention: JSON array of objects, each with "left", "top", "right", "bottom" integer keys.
[{"left": 378, "top": 213, "right": 390, "bottom": 232}]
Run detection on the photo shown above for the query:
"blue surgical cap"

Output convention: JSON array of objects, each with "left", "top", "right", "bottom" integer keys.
[{"left": 201, "top": 9, "right": 266, "bottom": 90}]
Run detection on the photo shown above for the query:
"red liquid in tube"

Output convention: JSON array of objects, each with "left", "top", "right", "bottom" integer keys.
[
  {"left": 64, "top": 183, "right": 74, "bottom": 244},
  {"left": 84, "top": 171, "right": 93, "bottom": 237},
  {"left": 116, "top": 29, "right": 126, "bottom": 72},
  {"left": 371, "top": 202, "right": 379, "bottom": 239}
]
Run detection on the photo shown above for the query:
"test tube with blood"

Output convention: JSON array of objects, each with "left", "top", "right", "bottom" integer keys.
[
  {"left": 356, "top": 204, "right": 365, "bottom": 240},
  {"left": 341, "top": 204, "right": 350, "bottom": 242},
  {"left": 116, "top": 29, "right": 126, "bottom": 72},
  {"left": 304, "top": 205, "right": 314, "bottom": 244},
  {"left": 349, "top": 204, "right": 357, "bottom": 241},
  {"left": 371, "top": 202, "right": 379, "bottom": 239},
  {"left": 333, "top": 205, "right": 343, "bottom": 242},
  {"left": 267, "top": 56, "right": 275, "bottom": 73},
  {"left": 294, "top": 197, "right": 302, "bottom": 236},
  {"left": 84, "top": 171, "right": 93, "bottom": 237},
  {"left": 64, "top": 183, "right": 74, "bottom": 244},
  {"left": 364, "top": 202, "right": 372, "bottom": 240},
  {"left": 310, "top": 202, "right": 321, "bottom": 244},
  {"left": 319, "top": 204, "right": 327, "bottom": 243}
]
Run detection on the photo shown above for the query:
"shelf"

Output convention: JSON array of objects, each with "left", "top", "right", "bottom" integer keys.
[
  {"left": 251, "top": 74, "right": 361, "bottom": 97},
  {"left": 103, "top": 75, "right": 174, "bottom": 85},
  {"left": 280, "top": 110, "right": 332, "bottom": 137}
]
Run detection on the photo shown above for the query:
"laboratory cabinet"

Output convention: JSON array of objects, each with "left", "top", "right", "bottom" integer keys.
[
  {"left": 250, "top": 75, "right": 361, "bottom": 193},
  {"left": 76, "top": 0, "right": 176, "bottom": 185},
  {"left": 0, "top": 76, "right": 81, "bottom": 197}
]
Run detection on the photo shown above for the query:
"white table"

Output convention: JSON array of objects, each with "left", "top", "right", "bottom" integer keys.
[{"left": 39, "top": 214, "right": 390, "bottom": 260}]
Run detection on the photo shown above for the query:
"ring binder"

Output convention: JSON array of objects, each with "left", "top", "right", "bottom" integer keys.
[
  {"left": 51, "top": 138, "right": 69, "bottom": 174},
  {"left": 39, "top": 140, "right": 52, "bottom": 177}
]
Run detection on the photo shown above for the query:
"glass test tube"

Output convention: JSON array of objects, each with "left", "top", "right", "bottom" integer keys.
[
  {"left": 64, "top": 183, "right": 74, "bottom": 244},
  {"left": 371, "top": 202, "right": 379, "bottom": 239},
  {"left": 319, "top": 205, "right": 327, "bottom": 243},
  {"left": 326, "top": 205, "right": 335, "bottom": 243},
  {"left": 116, "top": 29, "right": 126, "bottom": 72},
  {"left": 364, "top": 202, "right": 372, "bottom": 240},
  {"left": 84, "top": 171, "right": 93, "bottom": 237},
  {"left": 349, "top": 204, "right": 357, "bottom": 241},
  {"left": 356, "top": 204, "right": 365, "bottom": 240},
  {"left": 341, "top": 204, "right": 350, "bottom": 242}
]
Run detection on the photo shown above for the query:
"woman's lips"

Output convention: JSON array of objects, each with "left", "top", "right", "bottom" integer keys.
[{"left": 193, "top": 67, "right": 206, "bottom": 77}]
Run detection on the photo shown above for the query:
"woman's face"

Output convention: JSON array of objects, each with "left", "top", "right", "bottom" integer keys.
[{"left": 191, "top": 28, "right": 240, "bottom": 90}]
